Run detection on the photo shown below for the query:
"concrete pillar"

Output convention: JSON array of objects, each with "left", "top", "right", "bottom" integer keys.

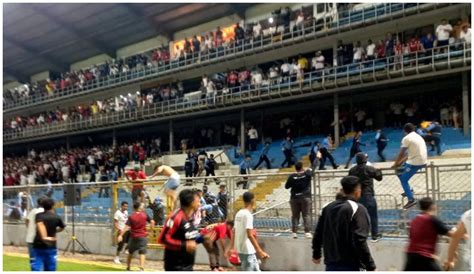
[
  {"left": 334, "top": 94, "right": 340, "bottom": 146},
  {"left": 112, "top": 129, "right": 117, "bottom": 147},
  {"left": 462, "top": 72, "right": 470, "bottom": 136},
  {"left": 240, "top": 109, "right": 246, "bottom": 155},
  {"left": 169, "top": 120, "right": 174, "bottom": 154},
  {"left": 66, "top": 136, "right": 70, "bottom": 150}
]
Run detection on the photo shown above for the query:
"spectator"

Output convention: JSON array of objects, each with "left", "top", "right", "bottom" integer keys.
[
  {"left": 366, "top": 39, "right": 376, "bottom": 61},
  {"left": 421, "top": 32, "right": 436, "bottom": 64},
  {"left": 443, "top": 209, "right": 471, "bottom": 271},
  {"left": 217, "top": 184, "right": 229, "bottom": 221},
  {"left": 336, "top": 40, "right": 347, "bottom": 66},
  {"left": 393, "top": 38, "right": 404, "bottom": 70},
  {"left": 311, "top": 51, "right": 325, "bottom": 72},
  {"left": 460, "top": 23, "right": 472, "bottom": 45},
  {"left": 285, "top": 161, "right": 313, "bottom": 239},
  {"left": 113, "top": 201, "right": 129, "bottom": 265},
  {"left": 147, "top": 196, "right": 165, "bottom": 226},
  {"left": 252, "top": 22, "right": 262, "bottom": 40},
  {"left": 297, "top": 54, "right": 309, "bottom": 73},
  {"left": 235, "top": 23, "right": 245, "bottom": 47},
  {"left": 436, "top": 19, "right": 453, "bottom": 52},
  {"left": 405, "top": 197, "right": 454, "bottom": 271},
  {"left": 192, "top": 36, "right": 201, "bottom": 58},
  {"left": 280, "top": 60, "right": 291, "bottom": 82},
  {"left": 408, "top": 36, "right": 422, "bottom": 66},
  {"left": 385, "top": 32, "right": 395, "bottom": 63},
  {"left": 353, "top": 41, "right": 365, "bottom": 64},
  {"left": 201, "top": 221, "right": 234, "bottom": 271},
  {"left": 312, "top": 176, "right": 376, "bottom": 271}
]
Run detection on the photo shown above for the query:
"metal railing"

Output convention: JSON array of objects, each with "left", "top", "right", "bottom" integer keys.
[
  {"left": 3, "top": 162, "right": 471, "bottom": 237},
  {"left": 3, "top": 3, "right": 445, "bottom": 111},
  {"left": 4, "top": 42, "right": 471, "bottom": 143}
]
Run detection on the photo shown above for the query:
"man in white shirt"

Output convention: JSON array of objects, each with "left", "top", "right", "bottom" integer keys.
[
  {"left": 253, "top": 22, "right": 262, "bottom": 39},
  {"left": 436, "top": 19, "right": 453, "bottom": 51},
  {"left": 366, "top": 39, "right": 376, "bottom": 61},
  {"left": 25, "top": 197, "right": 45, "bottom": 269},
  {"left": 353, "top": 41, "right": 365, "bottom": 63},
  {"left": 444, "top": 209, "right": 471, "bottom": 271},
  {"left": 114, "top": 201, "right": 129, "bottom": 264},
  {"left": 280, "top": 61, "right": 290, "bottom": 82},
  {"left": 311, "top": 51, "right": 325, "bottom": 72},
  {"left": 391, "top": 123, "right": 427, "bottom": 209},
  {"left": 230, "top": 192, "right": 269, "bottom": 271},
  {"left": 460, "top": 24, "right": 471, "bottom": 45},
  {"left": 248, "top": 126, "right": 259, "bottom": 151}
]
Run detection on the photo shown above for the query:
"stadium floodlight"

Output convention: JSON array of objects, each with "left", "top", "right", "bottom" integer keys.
[{"left": 268, "top": 17, "right": 274, "bottom": 24}]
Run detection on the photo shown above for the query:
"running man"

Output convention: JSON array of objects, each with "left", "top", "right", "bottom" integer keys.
[
  {"left": 150, "top": 164, "right": 181, "bottom": 213},
  {"left": 118, "top": 201, "right": 155, "bottom": 271},
  {"left": 113, "top": 201, "right": 129, "bottom": 264},
  {"left": 344, "top": 131, "right": 365, "bottom": 169},
  {"left": 392, "top": 123, "right": 427, "bottom": 209},
  {"left": 319, "top": 135, "right": 339, "bottom": 170}
]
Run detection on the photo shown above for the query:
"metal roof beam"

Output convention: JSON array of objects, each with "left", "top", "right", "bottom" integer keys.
[
  {"left": 4, "top": 35, "right": 69, "bottom": 72},
  {"left": 30, "top": 4, "right": 117, "bottom": 58},
  {"left": 121, "top": 4, "right": 172, "bottom": 40}
]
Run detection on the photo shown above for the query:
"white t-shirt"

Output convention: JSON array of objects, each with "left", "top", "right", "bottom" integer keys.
[
  {"left": 252, "top": 72, "right": 263, "bottom": 85},
  {"left": 436, "top": 24, "right": 453, "bottom": 41},
  {"left": 366, "top": 43, "right": 376, "bottom": 56},
  {"left": 114, "top": 209, "right": 128, "bottom": 231},
  {"left": 26, "top": 207, "right": 45, "bottom": 243},
  {"left": 87, "top": 155, "right": 96, "bottom": 165},
  {"left": 401, "top": 131, "right": 428, "bottom": 166},
  {"left": 353, "top": 47, "right": 365, "bottom": 60},
  {"left": 460, "top": 28, "right": 472, "bottom": 44},
  {"left": 391, "top": 103, "right": 404, "bottom": 115},
  {"left": 281, "top": 63, "right": 290, "bottom": 73},
  {"left": 61, "top": 166, "right": 70, "bottom": 178},
  {"left": 355, "top": 110, "right": 366, "bottom": 122},
  {"left": 248, "top": 128, "right": 258, "bottom": 139},
  {"left": 234, "top": 208, "right": 256, "bottom": 255},
  {"left": 312, "top": 56, "right": 325, "bottom": 70},
  {"left": 253, "top": 24, "right": 262, "bottom": 37}
]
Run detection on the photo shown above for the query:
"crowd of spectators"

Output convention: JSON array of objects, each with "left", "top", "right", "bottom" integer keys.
[{"left": 3, "top": 138, "right": 164, "bottom": 187}]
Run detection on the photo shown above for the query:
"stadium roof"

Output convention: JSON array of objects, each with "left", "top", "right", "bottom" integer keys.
[{"left": 3, "top": 3, "right": 254, "bottom": 84}]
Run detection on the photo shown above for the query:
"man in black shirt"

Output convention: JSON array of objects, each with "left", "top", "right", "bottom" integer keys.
[
  {"left": 312, "top": 176, "right": 376, "bottom": 271},
  {"left": 285, "top": 162, "right": 313, "bottom": 239},
  {"left": 32, "top": 197, "right": 66, "bottom": 271},
  {"left": 349, "top": 153, "right": 383, "bottom": 242},
  {"left": 217, "top": 184, "right": 229, "bottom": 221}
]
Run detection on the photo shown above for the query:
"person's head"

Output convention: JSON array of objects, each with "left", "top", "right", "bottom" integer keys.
[
  {"left": 121, "top": 201, "right": 128, "bottom": 212},
  {"left": 154, "top": 197, "right": 162, "bottom": 205},
  {"left": 195, "top": 188, "right": 203, "bottom": 197},
  {"left": 40, "top": 197, "right": 55, "bottom": 211},
  {"left": 219, "top": 184, "right": 226, "bottom": 192},
  {"left": 368, "top": 39, "right": 372, "bottom": 44},
  {"left": 441, "top": 18, "right": 447, "bottom": 25},
  {"left": 210, "top": 154, "right": 214, "bottom": 159},
  {"left": 203, "top": 185, "right": 208, "bottom": 193},
  {"left": 419, "top": 197, "right": 436, "bottom": 214},
  {"left": 226, "top": 220, "right": 234, "bottom": 231},
  {"left": 133, "top": 201, "right": 142, "bottom": 211},
  {"left": 462, "top": 24, "right": 469, "bottom": 32},
  {"left": 134, "top": 165, "right": 140, "bottom": 172},
  {"left": 286, "top": 136, "right": 291, "bottom": 141},
  {"left": 355, "top": 152, "right": 368, "bottom": 165},
  {"left": 340, "top": 176, "right": 361, "bottom": 200},
  {"left": 403, "top": 123, "right": 416, "bottom": 135},
  {"left": 179, "top": 189, "right": 200, "bottom": 212},
  {"left": 295, "top": 161, "right": 303, "bottom": 172},
  {"left": 245, "top": 155, "right": 251, "bottom": 161},
  {"left": 242, "top": 191, "right": 255, "bottom": 208}
]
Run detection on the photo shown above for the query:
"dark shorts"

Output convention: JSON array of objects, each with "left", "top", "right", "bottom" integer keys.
[
  {"left": 128, "top": 237, "right": 148, "bottom": 255},
  {"left": 438, "top": 39, "right": 449, "bottom": 47}
]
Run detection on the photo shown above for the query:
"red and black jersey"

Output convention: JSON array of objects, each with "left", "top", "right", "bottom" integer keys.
[{"left": 158, "top": 209, "right": 198, "bottom": 271}]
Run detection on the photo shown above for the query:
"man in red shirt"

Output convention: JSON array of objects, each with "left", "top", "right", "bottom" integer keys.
[
  {"left": 201, "top": 221, "right": 234, "bottom": 271},
  {"left": 138, "top": 147, "right": 146, "bottom": 167},
  {"left": 118, "top": 201, "right": 155, "bottom": 271},
  {"left": 408, "top": 36, "right": 421, "bottom": 66},
  {"left": 405, "top": 197, "right": 454, "bottom": 271},
  {"left": 125, "top": 166, "right": 147, "bottom": 203}
]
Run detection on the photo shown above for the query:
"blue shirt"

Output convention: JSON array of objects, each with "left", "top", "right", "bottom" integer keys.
[
  {"left": 239, "top": 160, "right": 251, "bottom": 171},
  {"left": 260, "top": 145, "right": 270, "bottom": 157},
  {"left": 322, "top": 138, "right": 331, "bottom": 149},
  {"left": 282, "top": 140, "right": 293, "bottom": 150},
  {"left": 421, "top": 35, "right": 436, "bottom": 50},
  {"left": 416, "top": 128, "right": 427, "bottom": 137}
]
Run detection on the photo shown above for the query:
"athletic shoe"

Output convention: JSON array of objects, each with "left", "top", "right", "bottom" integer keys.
[
  {"left": 403, "top": 199, "right": 417, "bottom": 210},
  {"left": 139, "top": 268, "right": 144, "bottom": 272},
  {"left": 334, "top": 165, "right": 340, "bottom": 169},
  {"left": 114, "top": 256, "right": 121, "bottom": 264},
  {"left": 371, "top": 234, "right": 382, "bottom": 243},
  {"left": 305, "top": 233, "right": 313, "bottom": 239},
  {"left": 126, "top": 267, "right": 131, "bottom": 271},
  {"left": 292, "top": 233, "right": 298, "bottom": 239}
]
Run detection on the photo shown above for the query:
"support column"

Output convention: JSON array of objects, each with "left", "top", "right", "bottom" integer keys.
[
  {"left": 462, "top": 72, "right": 470, "bottom": 136},
  {"left": 112, "top": 129, "right": 117, "bottom": 147},
  {"left": 240, "top": 109, "right": 246, "bottom": 155},
  {"left": 334, "top": 94, "right": 340, "bottom": 146},
  {"left": 169, "top": 120, "right": 174, "bottom": 154},
  {"left": 66, "top": 136, "right": 70, "bottom": 150}
]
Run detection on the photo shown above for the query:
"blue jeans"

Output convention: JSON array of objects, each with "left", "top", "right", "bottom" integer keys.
[
  {"left": 238, "top": 253, "right": 260, "bottom": 271},
  {"left": 397, "top": 163, "right": 426, "bottom": 200},
  {"left": 326, "top": 263, "right": 359, "bottom": 271},
  {"left": 31, "top": 248, "right": 57, "bottom": 271},
  {"left": 28, "top": 243, "right": 35, "bottom": 270},
  {"left": 359, "top": 195, "right": 378, "bottom": 236}
]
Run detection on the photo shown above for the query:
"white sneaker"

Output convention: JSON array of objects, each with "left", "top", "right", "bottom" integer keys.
[
  {"left": 305, "top": 233, "right": 313, "bottom": 239},
  {"left": 114, "top": 256, "right": 121, "bottom": 264},
  {"left": 292, "top": 233, "right": 298, "bottom": 239}
]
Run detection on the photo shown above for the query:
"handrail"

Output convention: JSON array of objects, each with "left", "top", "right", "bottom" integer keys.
[
  {"left": 3, "top": 3, "right": 439, "bottom": 111},
  {"left": 253, "top": 200, "right": 290, "bottom": 216},
  {"left": 3, "top": 42, "right": 470, "bottom": 142}
]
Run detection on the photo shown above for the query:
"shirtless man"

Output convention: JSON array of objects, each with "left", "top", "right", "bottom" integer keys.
[{"left": 150, "top": 164, "right": 181, "bottom": 213}]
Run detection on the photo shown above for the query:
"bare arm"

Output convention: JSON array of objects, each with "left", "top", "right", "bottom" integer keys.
[
  {"left": 444, "top": 222, "right": 466, "bottom": 270},
  {"left": 247, "top": 229, "right": 269, "bottom": 259},
  {"left": 392, "top": 147, "right": 408, "bottom": 167},
  {"left": 37, "top": 222, "right": 56, "bottom": 242}
]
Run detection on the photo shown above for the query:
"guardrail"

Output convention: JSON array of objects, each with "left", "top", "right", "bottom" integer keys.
[
  {"left": 4, "top": 42, "right": 471, "bottom": 144},
  {"left": 3, "top": 162, "right": 471, "bottom": 237},
  {"left": 3, "top": 3, "right": 447, "bottom": 111}
]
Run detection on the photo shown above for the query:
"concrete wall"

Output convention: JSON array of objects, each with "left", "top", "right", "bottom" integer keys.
[
  {"left": 3, "top": 224, "right": 469, "bottom": 271},
  {"left": 30, "top": 71, "right": 50, "bottom": 83},
  {"left": 173, "top": 15, "right": 241, "bottom": 41},
  {"left": 117, "top": 35, "right": 169, "bottom": 59},
  {"left": 245, "top": 3, "right": 309, "bottom": 23},
  {"left": 70, "top": 54, "right": 112, "bottom": 71},
  {"left": 3, "top": 81, "right": 22, "bottom": 90}
]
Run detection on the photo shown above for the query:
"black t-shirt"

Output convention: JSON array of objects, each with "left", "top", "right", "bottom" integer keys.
[
  {"left": 285, "top": 169, "right": 312, "bottom": 199},
  {"left": 33, "top": 211, "right": 66, "bottom": 249}
]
